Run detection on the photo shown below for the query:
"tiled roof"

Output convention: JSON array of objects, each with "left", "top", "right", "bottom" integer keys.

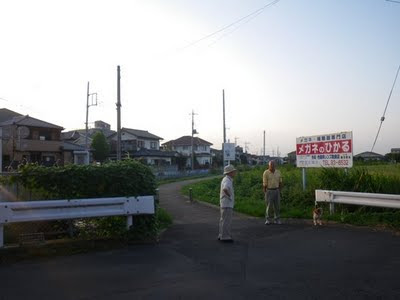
[
  {"left": 354, "top": 151, "right": 384, "bottom": 157},
  {"left": 62, "top": 128, "right": 116, "bottom": 140},
  {"left": 0, "top": 115, "right": 63, "bottom": 129},
  {"left": 163, "top": 136, "right": 213, "bottom": 147},
  {"left": 108, "top": 128, "right": 162, "bottom": 140},
  {"left": 122, "top": 128, "right": 162, "bottom": 140},
  {"left": 0, "top": 108, "right": 22, "bottom": 123},
  {"left": 62, "top": 141, "right": 87, "bottom": 151}
]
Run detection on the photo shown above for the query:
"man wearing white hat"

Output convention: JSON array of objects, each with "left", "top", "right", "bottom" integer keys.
[{"left": 218, "top": 164, "right": 237, "bottom": 242}]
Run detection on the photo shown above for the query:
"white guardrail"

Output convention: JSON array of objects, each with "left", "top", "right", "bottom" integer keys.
[
  {"left": 315, "top": 190, "right": 400, "bottom": 214},
  {"left": 0, "top": 195, "right": 155, "bottom": 247}
]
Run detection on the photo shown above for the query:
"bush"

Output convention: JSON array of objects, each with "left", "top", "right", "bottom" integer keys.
[{"left": 4, "top": 159, "right": 166, "bottom": 241}]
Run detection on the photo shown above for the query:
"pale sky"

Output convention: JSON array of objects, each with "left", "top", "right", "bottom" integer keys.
[{"left": 1, "top": 0, "right": 399, "bottom": 156}]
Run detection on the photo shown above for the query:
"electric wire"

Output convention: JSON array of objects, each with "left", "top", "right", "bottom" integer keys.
[
  {"left": 179, "top": 0, "right": 281, "bottom": 51},
  {"left": 371, "top": 63, "right": 400, "bottom": 152},
  {"left": 207, "top": 7, "right": 267, "bottom": 47}
]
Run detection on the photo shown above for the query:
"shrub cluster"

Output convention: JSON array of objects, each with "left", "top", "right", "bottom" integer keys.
[{"left": 4, "top": 160, "right": 166, "bottom": 241}]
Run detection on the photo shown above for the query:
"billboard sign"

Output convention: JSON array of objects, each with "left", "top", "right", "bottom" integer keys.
[
  {"left": 223, "top": 143, "right": 236, "bottom": 163},
  {"left": 296, "top": 131, "right": 353, "bottom": 168}
]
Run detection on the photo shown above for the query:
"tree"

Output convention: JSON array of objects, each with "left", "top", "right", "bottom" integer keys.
[
  {"left": 385, "top": 152, "right": 400, "bottom": 163},
  {"left": 91, "top": 132, "right": 110, "bottom": 162}
]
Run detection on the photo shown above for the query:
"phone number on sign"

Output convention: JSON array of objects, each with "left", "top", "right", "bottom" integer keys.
[{"left": 322, "top": 160, "right": 349, "bottom": 166}]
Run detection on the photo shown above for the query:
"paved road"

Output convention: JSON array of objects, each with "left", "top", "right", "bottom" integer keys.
[{"left": 1, "top": 178, "right": 400, "bottom": 299}]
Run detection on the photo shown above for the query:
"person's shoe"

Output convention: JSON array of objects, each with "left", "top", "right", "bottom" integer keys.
[
  {"left": 221, "top": 239, "right": 234, "bottom": 243},
  {"left": 265, "top": 220, "right": 270, "bottom": 225},
  {"left": 275, "top": 220, "right": 281, "bottom": 225}
]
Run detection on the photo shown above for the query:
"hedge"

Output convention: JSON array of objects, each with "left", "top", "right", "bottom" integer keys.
[{"left": 4, "top": 159, "right": 163, "bottom": 241}]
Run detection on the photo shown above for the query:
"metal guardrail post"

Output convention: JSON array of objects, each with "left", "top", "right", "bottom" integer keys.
[
  {"left": 329, "top": 203, "right": 335, "bottom": 214},
  {"left": 126, "top": 215, "right": 133, "bottom": 229},
  {"left": 0, "top": 224, "right": 3, "bottom": 248},
  {"left": 189, "top": 188, "right": 193, "bottom": 203},
  {"left": 155, "top": 189, "right": 159, "bottom": 205}
]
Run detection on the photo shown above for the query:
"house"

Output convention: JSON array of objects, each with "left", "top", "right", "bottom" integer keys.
[
  {"left": 108, "top": 128, "right": 176, "bottom": 165},
  {"left": 354, "top": 151, "right": 385, "bottom": 161},
  {"left": 391, "top": 148, "right": 400, "bottom": 154},
  {"left": 0, "top": 109, "right": 64, "bottom": 170},
  {"left": 61, "top": 120, "right": 115, "bottom": 148},
  {"left": 62, "top": 121, "right": 173, "bottom": 165},
  {"left": 162, "top": 136, "right": 213, "bottom": 168},
  {"left": 62, "top": 141, "right": 89, "bottom": 165}
]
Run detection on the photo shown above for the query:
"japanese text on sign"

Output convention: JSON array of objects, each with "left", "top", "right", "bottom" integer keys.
[{"left": 296, "top": 131, "right": 353, "bottom": 168}]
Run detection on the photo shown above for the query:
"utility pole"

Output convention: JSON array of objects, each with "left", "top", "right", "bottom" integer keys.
[
  {"left": 85, "top": 81, "right": 97, "bottom": 164},
  {"left": 244, "top": 142, "right": 250, "bottom": 153},
  {"left": 116, "top": 66, "right": 122, "bottom": 161},
  {"left": 263, "top": 130, "right": 266, "bottom": 165},
  {"left": 234, "top": 136, "right": 239, "bottom": 145},
  {"left": 190, "top": 110, "right": 198, "bottom": 170},
  {"left": 223, "top": 89, "right": 226, "bottom": 144}
]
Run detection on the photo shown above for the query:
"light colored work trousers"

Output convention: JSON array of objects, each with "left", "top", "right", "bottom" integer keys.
[
  {"left": 218, "top": 207, "right": 233, "bottom": 240},
  {"left": 265, "top": 189, "right": 280, "bottom": 222}
]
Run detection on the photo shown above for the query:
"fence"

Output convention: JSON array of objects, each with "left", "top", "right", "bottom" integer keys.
[
  {"left": 152, "top": 167, "right": 212, "bottom": 180},
  {"left": 315, "top": 190, "right": 400, "bottom": 214},
  {"left": 0, "top": 195, "right": 155, "bottom": 247}
]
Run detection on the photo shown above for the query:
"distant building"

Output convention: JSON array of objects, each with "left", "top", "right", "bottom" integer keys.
[
  {"left": 287, "top": 151, "right": 297, "bottom": 165},
  {"left": 354, "top": 151, "right": 385, "bottom": 161},
  {"left": 61, "top": 120, "right": 115, "bottom": 148},
  {"left": 62, "top": 121, "right": 174, "bottom": 165},
  {"left": 391, "top": 148, "right": 400, "bottom": 154},
  {"left": 0, "top": 109, "right": 64, "bottom": 170},
  {"left": 108, "top": 128, "right": 176, "bottom": 165},
  {"left": 163, "top": 136, "right": 213, "bottom": 168}
]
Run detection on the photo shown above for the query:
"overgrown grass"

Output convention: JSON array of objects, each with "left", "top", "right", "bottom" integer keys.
[{"left": 182, "top": 163, "right": 400, "bottom": 229}]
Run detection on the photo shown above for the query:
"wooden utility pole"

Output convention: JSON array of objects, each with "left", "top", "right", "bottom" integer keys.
[
  {"left": 223, "top": 89, "right": 226, "bottom": 144},
  {"left": 116, "top": 66, "right": 122, "bottom": 161},
  {"left": 263, "top": 130, "right": 266, "bottom": 164},
  {"left": 85, "top": 82, "right": 97, "bottom": 164},
  {"left": 85, "top": 82, "right": 90, "bottom": 152},
  {"left": 190, "top": 110, "right": 198, "bottom": 170}
]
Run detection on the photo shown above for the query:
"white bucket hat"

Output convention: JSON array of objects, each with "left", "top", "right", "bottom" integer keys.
[{"left": 223, "top": 164, "right": 237, "bottom": 175}]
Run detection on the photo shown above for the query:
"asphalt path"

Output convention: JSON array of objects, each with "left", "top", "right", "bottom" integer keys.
[{"left": 1, "top": 178, "right": 400, "bottom": 299}]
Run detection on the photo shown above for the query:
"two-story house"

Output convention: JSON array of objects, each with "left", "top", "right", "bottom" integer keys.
[
  {"left": 162, "top": 136, "right": 213, "bottom": 168},
  {"left": 108, "top": 128, "right": 176, "bottom": 165},
  {"left": 0, "top": 110, "right": 64, "bottom": 170}
]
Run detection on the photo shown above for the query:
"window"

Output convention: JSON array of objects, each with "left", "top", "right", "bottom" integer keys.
[
  {"left": 150, "top": 141, "right": 157, "bottom": 149},
  {"left": 183, "top": 146, "right": 188, "bottom": 150},
  {"left": 138, "top": 141, "right": 144, "bottom": 148}
]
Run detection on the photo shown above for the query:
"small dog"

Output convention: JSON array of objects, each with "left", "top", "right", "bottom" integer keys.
[{"left": 313, "top": 207, "right": 323, "bottom": 226}]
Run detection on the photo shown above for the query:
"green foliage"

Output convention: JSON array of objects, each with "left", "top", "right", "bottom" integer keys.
[
  {"left": 183, "top": 164, "right": 400, "bottom": 229},
  {"left": 91, "top": 131, "right": 110, "bottom": 162},
  {"left": 12, "top": 159, "right": 156, "bottom": 199},
  {"left": 5, "top": 160, "right": 169, "bottom": 241}
]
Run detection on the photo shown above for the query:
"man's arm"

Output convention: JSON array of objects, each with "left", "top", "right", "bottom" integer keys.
[
  {"left": 223, "top": 188, "right": 231, "bottom": 198},
  {"left": 262, "top": 171, "right": 267, "bottom": 193}
]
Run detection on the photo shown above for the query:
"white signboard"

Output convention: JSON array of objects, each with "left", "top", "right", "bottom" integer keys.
[
  {"left": 223, "top": 143, "right": 236, "bottom": 163},
  {"left": 296, "top": 131, "right": 353, "bottom": 168}
]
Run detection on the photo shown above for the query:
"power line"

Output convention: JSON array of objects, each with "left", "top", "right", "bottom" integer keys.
[
  {"left": 207, "top": 6, "right": 268, "bottom": 47},
  {"left": 180, "top": 0, "right": 281, "bottom": 51},
  {"left": 371, "top": 63, "right": 400, "bottom": 152}
]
